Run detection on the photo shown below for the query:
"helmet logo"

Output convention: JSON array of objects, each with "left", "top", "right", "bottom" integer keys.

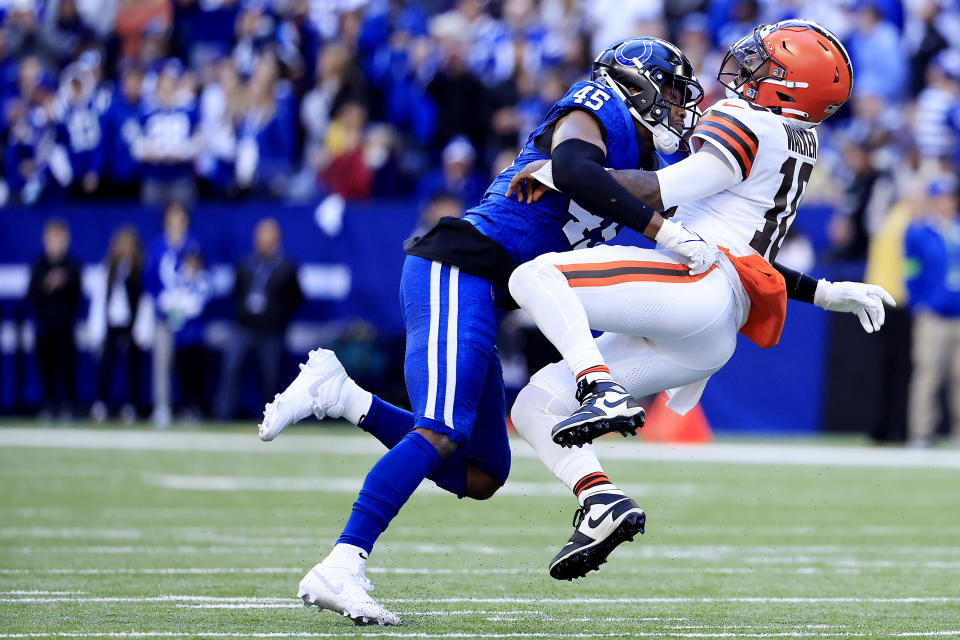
[{"left": 614, "top": 40, "right": 653, "bottom": 69}]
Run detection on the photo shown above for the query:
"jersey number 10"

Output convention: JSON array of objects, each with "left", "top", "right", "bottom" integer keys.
[{"left": 750, "top": 156, "right": 814, "bottom": 261}]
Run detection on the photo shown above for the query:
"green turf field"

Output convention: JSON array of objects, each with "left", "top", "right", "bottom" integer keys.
[{"left": 2, "top": 424, "right": 960, "bottom": 639}]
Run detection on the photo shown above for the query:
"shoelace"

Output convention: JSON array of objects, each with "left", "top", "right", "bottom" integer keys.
[
  {"left": 571, "top": 507, "right": 586, "bottom": 529},
  {"left": 356, "top": 566, "right": 374, "bottom": 592}
]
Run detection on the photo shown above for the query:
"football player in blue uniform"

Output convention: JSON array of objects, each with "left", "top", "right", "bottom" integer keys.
[{"left": 259, "top": 37, "right": 711, "bottom": 626}]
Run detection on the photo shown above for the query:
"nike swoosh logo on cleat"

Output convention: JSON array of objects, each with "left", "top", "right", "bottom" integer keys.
[
  {"left": 601, "top": 396, "right": 631, "bottom": 408},
  {"left": 586, "top": 499, "right": 631, "bottom": 528},
  {"left": 308, "top": 378, "right": 324, "bottom": 399},
  {"left": 316, "top": 574, "right": 344, "bottom": 594}
]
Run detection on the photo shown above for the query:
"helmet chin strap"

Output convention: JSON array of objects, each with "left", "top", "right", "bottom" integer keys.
[{"left": 597, "top": 69, "right": 681, "bottom": 154}]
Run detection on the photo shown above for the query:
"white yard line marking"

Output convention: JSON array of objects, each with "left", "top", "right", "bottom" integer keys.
[
  {"left": 383, "top": 597, "right": 960, "bottom": 604},
  {"left": 4, "top": 428, "right": 960, "bottom": 469},
  {"left": 141, "top": 473, "right": 696, "bottom": 497},
  {"left": 0, "top": 527, "right": 142, "bottom": 540},
  {"left": 3, "top": 595, "right": 960, "bottom": 605},
  {"left": 10, "top": 542, "right": 960, "bottom": 558},
  {"left": 6, "top": 564, "right": 960, "bottom": 578},
  {"left": 176, "top": 604, "right": 303, "bottom": 609},
  {"left": 1, "top": 632, "right": 959, "bottom": 639},
  {"left": 0, "top": 568, "right": 301, "bottom": 575},
  {"left": 0, "top": 590, "right": 81, "bottom": 595},
  {"left": 0, "top": 429, "right": 379, "bottom": 455}
]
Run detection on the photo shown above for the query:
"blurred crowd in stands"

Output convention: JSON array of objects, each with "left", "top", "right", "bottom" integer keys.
[
  {"left": 8, "top": 0, "right": 960, "bottom": 446},
  {"left": 3, "top": 0, "right": 959, "bottom": 210}
]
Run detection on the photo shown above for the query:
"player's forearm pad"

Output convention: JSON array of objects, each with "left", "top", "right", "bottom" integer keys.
[
  {"left": 551, "top": 138, "right": 655, "bottom": 233},
  {"left": 772, "top": 262, "right": 819, "bottom": 304}
]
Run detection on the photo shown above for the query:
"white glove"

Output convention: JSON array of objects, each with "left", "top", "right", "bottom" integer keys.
[
  {"left": 654, "top": 219, "right": 718, "bottom": 275},
  {"left": 813, "top": 279, "right": 896, "bottom": 333}
]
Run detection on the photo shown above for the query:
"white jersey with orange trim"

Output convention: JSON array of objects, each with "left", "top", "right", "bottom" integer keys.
[{"left": 672, "top": 97, "right": 819, "bottom": 262}]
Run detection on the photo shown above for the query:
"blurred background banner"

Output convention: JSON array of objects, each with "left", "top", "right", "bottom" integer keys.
[{"left": 2, "top": 0, "right": 960, "bottom": 445}]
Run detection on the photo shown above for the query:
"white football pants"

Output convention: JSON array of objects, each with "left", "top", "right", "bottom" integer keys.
[{"left": 508, "top": 245, "right": 742, "bottom": 493}]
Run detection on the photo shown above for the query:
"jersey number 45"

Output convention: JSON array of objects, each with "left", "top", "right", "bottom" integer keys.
[{"left": 564, "top": 201, "right": 619, "bottom": 249}]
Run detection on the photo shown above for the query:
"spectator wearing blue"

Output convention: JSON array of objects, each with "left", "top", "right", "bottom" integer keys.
[
  {"left": 197, "top": 57, "right": 241, "bottom": 193},
  {"left": 416, "top": 136, "right": 485, "bottom": 212},
  {"left": 145, "top": 202, "right": 200, "bottom": 428},
  {"left": 231, "top": 1, "right": 274, "bottom": 79},
  {"left": 214, "top": 218, "right": 302, "bottom": 420},
  {"left": 916, "top": 49, "right": 960, "bottom": 162},
  {"left": 135, "top": 59, "right": 199, "bottom": 208},
  {"left": 171, "top": 0, "right": 240, "bottom": 69},
  {"left": 37, "top": 0, "right": 96, "bottom": 69},
  {"left": 102, "top": 64, "right": 144, "bottom": 193},
  {"left": 159, "top": 248, "right": 212, "bottom": 420},
  {"left": 905, "top": 177, "right": 960, "bottom": 448},
  {"left": 848, "top": 0, "right": 908, "bottom": 103},
  {"left": 52, "top": 56, "right": 107, "bottom": 195},
  {"left": 235, "top": 52, "right": 295, "bottom": 194},
  {"left": 431, "top": 0, "right": 512, "bottom": 87},
  {"left": 4, "top": 64, "right": 59, "bottom": 205},
  {"left": 0, "top": 35, "right": 17, "bottom": 110}
]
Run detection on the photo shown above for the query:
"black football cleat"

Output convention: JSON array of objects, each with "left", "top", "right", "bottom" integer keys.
[
  {"left": 548, "top": 492, "right": 646, "bottom": 580},
  {"left": 551, "top": 379, "right": 644, "bottom": 448}
]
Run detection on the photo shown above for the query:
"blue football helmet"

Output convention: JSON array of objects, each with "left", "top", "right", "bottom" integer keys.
[{"left": 592, "top": 37, "right": 703, "bottom": 154}]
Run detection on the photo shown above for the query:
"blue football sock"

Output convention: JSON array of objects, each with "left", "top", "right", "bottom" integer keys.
[
  {"left": 337, "top": 430, "right": 442, "bottom": 553},
  {"left": 358, "top": 396, "right": 414, "bottom": 449},
  {"left": 359, "top": 397, "right": 468, "bottom": 497}
]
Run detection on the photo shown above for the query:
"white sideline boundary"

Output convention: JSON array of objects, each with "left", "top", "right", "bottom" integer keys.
[
  {"left": 3, "top": 595, "right": 960, "bottom": 604},
  {"left": 3, "top": 428, "right": 960, "bottom": 469},
  {"left": 1, "top": 632, "right": 960, "bottom": 638}
]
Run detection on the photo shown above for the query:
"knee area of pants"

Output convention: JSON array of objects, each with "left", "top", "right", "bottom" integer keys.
[
  {"left": 511, "top": 383, "right": 567, "bottom": 435},
  {"left": 509, "top": 385, "right": 538, "bottom": 430},
  {"left": 508, "top": 255, "right": 563, "bottom": 298}
]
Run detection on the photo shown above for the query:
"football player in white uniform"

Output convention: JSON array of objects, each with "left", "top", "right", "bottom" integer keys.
[{"left": 503, "top": 19, "right": 895, "bottom": 579}]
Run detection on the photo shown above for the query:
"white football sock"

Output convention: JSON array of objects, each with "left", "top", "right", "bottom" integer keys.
[
  {"left": 339, "top": 379, "right": 373, "bottom": 425},
  {"left": 508, "top": 258, "right": 610, "bottom": 383},
  {"left": 511, "top": 383, "right": 606, "bottom": 494},
  {"left": 323, "top": 542, "right": 368, "bottom": 572},
  {"left": 577, "top": 480, "right": 625, "bottom": 505}
]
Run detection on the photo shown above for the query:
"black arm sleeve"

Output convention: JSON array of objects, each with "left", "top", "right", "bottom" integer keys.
[
  {"left": 773, "top": 261, "right": 819, "bottom": 304},
  {"left": 551, "top": 138, "right": 656, "bottom": 233}
]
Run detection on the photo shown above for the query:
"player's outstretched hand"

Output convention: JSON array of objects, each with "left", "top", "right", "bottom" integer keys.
[
  {"left": 506, "top": 159, "right": 552, "bottom": 203},
  {"left": 814, "top": 280, "right": 896, "bottom": 333},
  {"left": 654, "top": 219, "right": 718, "bottom": 275}
]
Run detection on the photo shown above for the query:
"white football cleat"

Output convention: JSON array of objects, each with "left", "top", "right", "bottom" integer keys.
[
  {"left": 258, "top": 349, "right": 350, "bottom": 441},
  {"left": 298, "top": 561, "right": 401, "bottom": 626}
]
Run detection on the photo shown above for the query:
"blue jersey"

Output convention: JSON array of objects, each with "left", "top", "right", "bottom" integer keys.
[
  {"left": 103, "top": 89, "right": 142, "bottom": 183},
  {"left": 905, "top": 218, "right": 960, "bottom": 317},
  {"left": 140, "top": 103, "right": 198, "bottom": 181},
  {"left": 52, "top": 92, "right": 107, "bottom": 179},
  {"left": 465, "top": 80, "right": 656, "bottom": 266}
]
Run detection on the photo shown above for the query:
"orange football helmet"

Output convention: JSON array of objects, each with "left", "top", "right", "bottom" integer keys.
[{"left": 718, "top": 20, "right": 853, "bottom": 126}]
